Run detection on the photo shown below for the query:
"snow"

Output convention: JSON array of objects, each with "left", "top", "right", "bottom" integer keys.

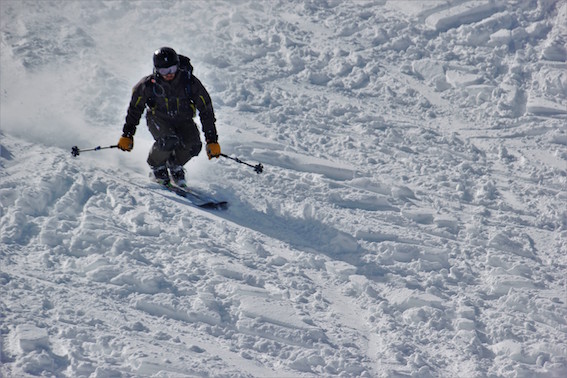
[{"left": 1, "top": 0, "right": 566, "bottom": 377}]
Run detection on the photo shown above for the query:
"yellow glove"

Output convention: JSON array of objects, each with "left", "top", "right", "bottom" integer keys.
[
  {"left": 206, "top": 142, "right": 221, "bottom": 159},
  {"left": 117, "top": 136, "right": 134, "bottom": 151}
]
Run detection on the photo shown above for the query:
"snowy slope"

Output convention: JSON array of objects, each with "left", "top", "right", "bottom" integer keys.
[{"left": 1, "top": 0, "right": 566, "bottom": 377}]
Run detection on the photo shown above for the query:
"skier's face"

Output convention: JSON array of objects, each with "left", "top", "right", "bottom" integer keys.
[{"left": 157, "top": 65, "right": 178, "bottom": 81}]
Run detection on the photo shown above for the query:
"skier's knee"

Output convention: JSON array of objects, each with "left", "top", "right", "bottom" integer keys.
[{"left": 191, "top": 143, "right": 202, "bottom": 157}]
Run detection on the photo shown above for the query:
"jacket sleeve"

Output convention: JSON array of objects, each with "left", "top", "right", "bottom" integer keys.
[
  {"left": 191, "top": 76, "right": 218, "bottom": 143},
  {"left": 122, "top": 77, "right": 151, "bottom": 137}
]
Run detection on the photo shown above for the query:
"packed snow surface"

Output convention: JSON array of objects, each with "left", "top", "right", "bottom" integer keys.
[{"left": 1, "top": 0, "right": 566, "bottom": 377}]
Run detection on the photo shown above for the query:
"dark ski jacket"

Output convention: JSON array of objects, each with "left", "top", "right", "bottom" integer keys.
[{"left": 122, "top": 55, "right": 217, "bottom": 142}]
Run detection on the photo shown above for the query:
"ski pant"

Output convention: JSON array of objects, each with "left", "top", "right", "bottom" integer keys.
[{"left": 146, "top": 116, "right": 202, "bottom": 168}]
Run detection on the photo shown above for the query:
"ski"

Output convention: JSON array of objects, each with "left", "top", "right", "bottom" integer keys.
[{"left": 161, "top": 183, "right": 228, "bottom": 210}]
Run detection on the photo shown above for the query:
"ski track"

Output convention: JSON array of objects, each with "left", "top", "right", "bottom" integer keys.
[{"left": 1, "top": 0, "right": 566, "bottom": 377}]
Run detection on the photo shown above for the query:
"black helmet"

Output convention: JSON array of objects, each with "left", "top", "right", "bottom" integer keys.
[{"left": 153, "top": 47, "right": 179, "bottom": 68}]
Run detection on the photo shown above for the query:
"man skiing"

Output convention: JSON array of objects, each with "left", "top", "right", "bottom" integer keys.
[{"left": 117, "top": 47, "right": 220, "bottom": 186}]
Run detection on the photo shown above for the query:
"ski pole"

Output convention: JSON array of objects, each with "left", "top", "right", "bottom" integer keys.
[
  {"left": 71, "top": 145, "right": 118, "bottom": 157},
  {"left": 220, "top": 153, "right": 263, "bottom": 174}
]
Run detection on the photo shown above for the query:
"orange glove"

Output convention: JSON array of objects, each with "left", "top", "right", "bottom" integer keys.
[
  {"left": 206, "top": 142, "right": 221, "bottom": 159},
  {"left": 117, "top": 136, "right": 134, "bottom": 151}
]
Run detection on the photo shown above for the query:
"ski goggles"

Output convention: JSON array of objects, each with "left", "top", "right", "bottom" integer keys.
[{"left": 157, "top": 65, "right": 178, "bottom": 76}]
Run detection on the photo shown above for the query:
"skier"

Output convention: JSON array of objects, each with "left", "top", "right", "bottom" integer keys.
[{"left": 117, "top": 47, "right": 220, "bottom": 186}]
